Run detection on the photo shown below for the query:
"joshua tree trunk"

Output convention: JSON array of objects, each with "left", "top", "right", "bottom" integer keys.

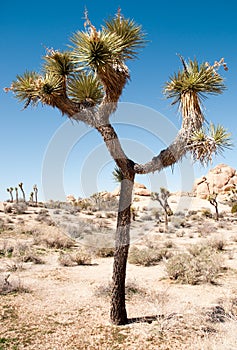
[
  {"left": 110, "top": 172, "right": 135, "bottom": 325},
  {"left": 19, "top": 183, "right": 26, "bottom": 202},
  {"left": 164, "top": 211, "right": 168, "bottom": 232},
  {"left": 15, "top": 188, "right": 19, "bottom": 203}
]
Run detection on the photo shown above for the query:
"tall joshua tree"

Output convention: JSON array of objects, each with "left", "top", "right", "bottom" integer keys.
[
  {"left": 18, "top": 182, "right": 26, "bottom": 202},
  {"left": 7, "top": 187, "right": 14, "bottom": 202},
  {"left": 33, "top": 184, "right": 38, "bottom": 206},
  {"left": 7, "top": 11, "right": 231, "bottom": 325},
  {"left": 15, "top": 187, "right": 19, "bottom": 204}
]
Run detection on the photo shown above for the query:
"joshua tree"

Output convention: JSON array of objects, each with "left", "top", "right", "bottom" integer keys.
[
  {"left": 18, "top": 182, "right": 26, "bottom": 202},
  {"left": 33, "top": 184, "right": 38, "bottom": 206},
  {"left": 29, "top": 191, "right": 34, "bottom": 203},
  {"left": 7, "top": 187, "right": 14, "bottom": 202},
  {"left": 15, "top": 187, "right": 19, "bottom": 203},
  {"left": 7, "top": 11, "right": 231, "bottom": 325},
  {"left": 208, "top": 193, "right": 219, "bottom": 221},
  {"left": 151, "top": 188, "right": 173, "bottom": 232}
]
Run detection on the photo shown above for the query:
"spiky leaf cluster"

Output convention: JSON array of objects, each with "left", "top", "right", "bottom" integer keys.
[
  {"left": 188, "top": 123, "right": 232, "bottom": 165},
  {"left": 164, "top": 58, "right": 226, "bottom": 105},
  {"left": 112, "top": 166, "right": 124, "bottom": 183},
  {"left": 71, "top": 15, "right": 145, "bottom": 70},
  {"left": 103, "top": 15, "right": 146, "bottom": 60},
  {"left": 43, "top": 50, "right": 75, "bottom": 77},
  {"left": 68, "top": 72, "right": 103, "bottom": 105}
]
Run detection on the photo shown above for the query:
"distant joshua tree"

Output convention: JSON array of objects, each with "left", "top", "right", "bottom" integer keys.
[
  {"left": 8, "top": 10, "right": 232, "bottom": 325},
  {"left": 15, "top": 187, "right": 19, "bottom": 203},
  {"left": 151, "top": 188, "right": 173, "bottom": 232},
  {"left": 29, "top": 192, "right": 34, "bottom": 202},
  {"left": 7, "top": 187, "right": 14, "bottom": 202},
  {"left": 208, "top": 193, "right": 219, "bottom": 221},
  {"left": 33, "top": 184, "right": 38, "bottom": 206},
  {"left": 18, "top": 182, "right": 26, "bottom": 202}
]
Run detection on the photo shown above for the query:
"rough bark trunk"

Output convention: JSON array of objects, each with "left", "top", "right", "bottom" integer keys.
[{"left": 110, "top": 174, "right": 135, "bottom": 325}]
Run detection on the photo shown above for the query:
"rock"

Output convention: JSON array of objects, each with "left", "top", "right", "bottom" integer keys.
[
  {"left": 66, "top": 195, "right": 76, "bottom": 204},
  {"left": 193, "top": 164, "right": 237, "bottom": 199},
  {"left": 134, "top": 189, "right": 151, "bottom": 196}
]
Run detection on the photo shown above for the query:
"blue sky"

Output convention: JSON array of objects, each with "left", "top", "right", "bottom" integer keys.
[{"left": 1, "top": 0, "right": 236, "bottom": 201}]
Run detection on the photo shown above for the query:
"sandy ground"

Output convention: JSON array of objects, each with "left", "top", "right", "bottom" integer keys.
[{"left": 0, "top": 193, "right": 237, "bottom": 349}]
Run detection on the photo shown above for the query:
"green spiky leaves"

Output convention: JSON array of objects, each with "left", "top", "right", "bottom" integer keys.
[
  {"left": 71, "top": 30, "right": 121, "bottom": 69},
  {"left": 68, "top": 72, "right": 103, "bottom": 105},
  {"left": 188, "top": 123, "right": 233, "bottom": 165},
  {"left": 164, "top": 58, "right": 226, "bottom": 105},
  {"left": 71, "top": 13, "right": 146, "bottom": 70},
  {"left": 10, "top": 71, "right": 63, "bottom": 108},
  {"left": 43, "top": 50, "right": 75, "bottom": 77},
  {"left": 164, "top": 57, "right": 227, "bottom": 134},
  {"left": 112, "top": 166, "right": 124, "bottom": 183},
  {"left": 103, "top": 15, "right": 146, "bottom": 60}
]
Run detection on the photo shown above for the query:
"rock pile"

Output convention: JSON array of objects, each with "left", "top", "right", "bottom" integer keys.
[{"left": 193, "top": 164, "right": 237, "bottom": 199}]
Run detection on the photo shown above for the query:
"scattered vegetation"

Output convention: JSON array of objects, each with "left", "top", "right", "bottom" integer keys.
[
  {"left": 128, "top": 246, "right": 171, "bottom": 266},
  {"left": 166, "top": 244, "right": 224, "bottom": 284}
]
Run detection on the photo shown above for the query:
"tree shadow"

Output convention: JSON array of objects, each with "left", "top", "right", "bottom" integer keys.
[{"left": 128, "top": 314, "right": 164, "bottom": 324}]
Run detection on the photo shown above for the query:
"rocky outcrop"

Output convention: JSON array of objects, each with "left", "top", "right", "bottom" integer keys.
[
  {"left": 193, "top": 164, "right": 237, "bottom": 199},
  {"left": 111, "top": 182, "right": 151, "bottom": 197}
]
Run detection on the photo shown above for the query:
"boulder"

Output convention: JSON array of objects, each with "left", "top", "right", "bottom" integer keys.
[{"left": 193, "top": 164, "right": 237, "bottom": 199}]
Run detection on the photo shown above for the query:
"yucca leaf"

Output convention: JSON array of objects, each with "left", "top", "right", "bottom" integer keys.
[
  {"left": 71, "top": 30, "right": 123, "bottom": 70},
  {"left": 43, "top": 50, "right": 75, "bottom": 77},
  {"left": 67, "top": 72, "right": 103, "bottom": 105},
  {"left": 11, "top": 71, "right": 41, "bottom": 108},
  {"left": 103, "top": 14, "right": 146, "bottom": 60},
  {"left": 188, "top": 122, "right": 233, "bottom": 165}
]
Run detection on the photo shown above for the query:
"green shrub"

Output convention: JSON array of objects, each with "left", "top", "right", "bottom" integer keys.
[
  {"left": 231, "top": 202, "right": 237, "bottom": 214},
  {"left": 128, "top": 246, "right": 169, "bottom": 266},
  {"left": 166, "top": 245, "right": 223, "bottom": 285},
  {"left": 58, "top": 249, "right": 92, "bottom": 266}
]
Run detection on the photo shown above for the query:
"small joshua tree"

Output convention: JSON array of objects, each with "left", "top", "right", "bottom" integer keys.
[
  {"left": 15, "top": 187, "right": 19, "bottom": 203},
  {"left": 33, "top": 184, "right": 38, "bottom": 206},
  {"left": 18, "top": 182, "right": 26, "bottom": 202},
  {"left": 151, "top": 188, "right": 173, "bottom": 232},
  {"left": 29, "top": 192, "right": 34, "bottom": 203},
  {"left": 208, "top": 193, "right": 219, "bottom": 221},
  {"left": 7, "top": 187, "right": 14, "bottom": 203}
]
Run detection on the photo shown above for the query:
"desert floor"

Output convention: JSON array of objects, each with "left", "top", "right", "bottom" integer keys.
[{"left": 0, "top": 194, "right": 237, "bottom": 350}]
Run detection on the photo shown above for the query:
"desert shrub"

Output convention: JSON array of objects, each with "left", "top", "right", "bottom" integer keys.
[
  {"left": 0, "top": 241, "right": 14, "bottom": 258},
  {"left": 43, "top": 234, "right": 74, "bottom": 249},
  {"left": 0, "top": 274, "right": 29, "bottom": 295},
  {"left": 35, "top": 209, "right": 55, "bottom": 226},
  {"left": 197, "top": 222, "right": 217, "bottom": 237},
  {"left": 12, "top": 202, "right": 28, "bottom": 214},
  {"left": 33, "top": 227, "right": 75, "bottom": 250},
  {"left": 96, "top": 246, "right": 115, "bottom": 257},
  {"left": 3, "top": 204, "right": 12, "bottom": 213},
  {"left": 58, "top": 249, "right": 92, "bottom": 266},
  {"left": 201, "top": 208, "right": 212, "bottom": 218},
  {"left": 171, "top": 216, "right": 186, "bottom": 228},
  {"left": 44, "top": 200, "right": 65, "bottom": 209},
  {"left": 166, "top": 246, "right": 223, "bottom": 284},
  {"left": 128, "top": 246, "right": 169, "bottom": 266},
  {"left": 208, "top": 237, "right": 226, "bottom": 251},
  {"left": 231, "top": 202, "right": 237, "bottom": 214}
]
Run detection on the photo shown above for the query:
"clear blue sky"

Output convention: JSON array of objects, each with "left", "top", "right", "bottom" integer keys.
[{"left": 1, "top": 0, "right": 236, "bottom": 201}]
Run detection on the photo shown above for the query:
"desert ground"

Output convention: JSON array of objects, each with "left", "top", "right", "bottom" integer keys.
[{"left": 0, "top": 191, "right": 237, "bottom": 350}]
